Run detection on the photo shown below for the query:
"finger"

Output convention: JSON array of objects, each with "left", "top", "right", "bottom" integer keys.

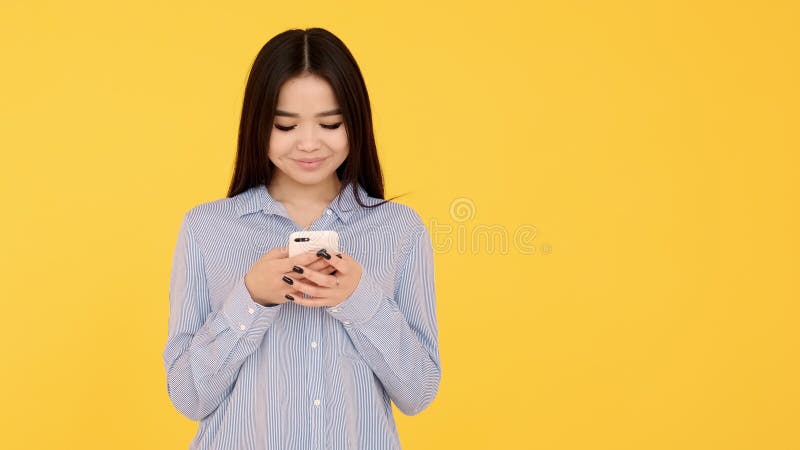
[
  {"left": 306, "top": 259, "right": 331, "bottom": 272},
  {"left": 301, "top": 265, "right": 339, "bottom": 288},
  {"left": 281, "top": 270, "right": 325, "bottom": 287},
  {"left": 305, "top": 261, "right": 337, "bottom": 275},
  {"left": 290, "top": 278, "right": 328, "bottom": 299},
  {"left": 282, "top": 289, "right": 299, "bottom": 303},
  {"left": 319, "top": 250, "right": 349, "bottom": 275},
  {"left": 313, "top": 258, "right": 338, "bottom": 274},
  {"left": 290, "top": 294, "right": 325, "bottom": 308},
  {"left": 278, "top": 251, "right": 322, "bottom": 273},
  {"left": 291, "top": 251, "right": 325, "bottom": 266},
  {"left": 281, "top": 273, "right": 300, "bottom": 287},
  {"left": 284, "top": 263, "right": 320, "bottom": 282}
]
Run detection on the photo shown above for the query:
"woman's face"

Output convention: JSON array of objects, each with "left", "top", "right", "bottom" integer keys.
[{"left": 268, "top": 73, "right": 349, "bottom": 186}]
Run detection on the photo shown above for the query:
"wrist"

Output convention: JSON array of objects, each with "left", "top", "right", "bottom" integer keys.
[{"left": 244, "top": 273, "right": 280, "bottom": 307}]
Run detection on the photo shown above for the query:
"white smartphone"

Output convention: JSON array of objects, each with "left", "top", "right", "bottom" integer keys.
[{"left": 288, "top": 230, "right": 340, "bottom": 258}]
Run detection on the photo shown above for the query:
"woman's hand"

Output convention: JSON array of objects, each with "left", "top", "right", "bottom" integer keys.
[
  {"left": 281, "top": 248, "right": 363, "bottom": 308},
  {"left": 244, "top": 246, "right": 332, "bottom": 306}
]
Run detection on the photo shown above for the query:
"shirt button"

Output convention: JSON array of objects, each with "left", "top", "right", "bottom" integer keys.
[
  {"left": 325, "top": 209, "right": 332, "bottom": 215},
  {"left": 239, "top": 324, "right": 246, "bottom": 330},
  {"left": 248, "top": 307, "right": 254, "bottom": 315},
  {"left": 313, "top": 399, "right": 321, "bottom": 406},
  {"left": 331, "top": 308, "right": 339, "bottom": 313},
  {"left": 343, "top": 321, "right": 350, "bottom": 326},
  {"left": 311, "top": 341, "right": 318, "bottom": 349}
]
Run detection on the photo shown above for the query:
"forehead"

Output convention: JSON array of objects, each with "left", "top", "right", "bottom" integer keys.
[{"left": 275, "top": 74, "right": 339, "bottom": 113}]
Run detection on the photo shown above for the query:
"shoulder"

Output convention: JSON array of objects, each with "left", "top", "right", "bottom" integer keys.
[
  {"left": 180, "top": 193, "right": 243, "bottom": 235},
  {"left": 364, "top": 198, "right": 426, "bottom": 233},
  {"left": 360, "top": 200, "right": 429, "bottom": 257}
]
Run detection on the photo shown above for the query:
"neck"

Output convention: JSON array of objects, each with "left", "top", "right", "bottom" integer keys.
[{"left": 268, "top": 172, "right": 342, "bottom": 208}]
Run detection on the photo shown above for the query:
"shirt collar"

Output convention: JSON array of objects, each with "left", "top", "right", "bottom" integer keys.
[{"left": 235, "top": 182, "right": 370, "bottom": 224}]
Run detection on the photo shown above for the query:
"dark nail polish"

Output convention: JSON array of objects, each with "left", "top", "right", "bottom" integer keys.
[
  {"left": 285, "top": 294, "right": 294, "bottom": 301},
  {"left": 317, "top": 249, "right": 330, "bottom": 259},
  {"left": 282, "top": 275, "right": 293, "bottom": 285},
  {"left": 335, "top": 253, "right": 343, "bottom": 259},
  {"left": 292, "top": 265, "right": 304, "bottom": 274}
]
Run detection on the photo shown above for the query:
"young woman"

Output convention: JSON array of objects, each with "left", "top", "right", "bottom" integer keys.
[{"left": 163, "top": 28, "right": 441, "bottom": 450}]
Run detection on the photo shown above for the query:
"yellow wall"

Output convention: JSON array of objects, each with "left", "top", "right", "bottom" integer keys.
[{"left": 1, "top": 1, "right": 797, "bottom": 449}]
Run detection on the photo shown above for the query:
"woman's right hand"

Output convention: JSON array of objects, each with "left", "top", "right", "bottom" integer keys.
[{"left": 244, "top": 246, "right": 331, "bottom": 306}]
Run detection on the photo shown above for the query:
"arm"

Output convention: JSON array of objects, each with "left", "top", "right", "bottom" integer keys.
[
  {"left": 162, "top": 211, "right": 282, "bottom": 421},
  {"left": 325, "top": 224, "right": 442, "bottom": 415}
]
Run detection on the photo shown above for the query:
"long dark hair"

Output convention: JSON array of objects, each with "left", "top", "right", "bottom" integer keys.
[{"left": 227, "top": 27, "right": 402, "bottom": 209}]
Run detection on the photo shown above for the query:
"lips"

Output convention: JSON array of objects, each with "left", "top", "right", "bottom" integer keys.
[{"left": 293, "top": 157, "right": 327, "bottom": 170}]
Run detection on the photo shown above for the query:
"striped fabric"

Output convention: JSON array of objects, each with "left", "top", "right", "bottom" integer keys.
[{"left": 162, "top": 182, "right": 442, "bottom": 449}]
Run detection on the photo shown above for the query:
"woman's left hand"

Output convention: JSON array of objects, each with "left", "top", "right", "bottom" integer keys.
[{"left": 282, "top": 249, "right": 362, "bottom": 307}]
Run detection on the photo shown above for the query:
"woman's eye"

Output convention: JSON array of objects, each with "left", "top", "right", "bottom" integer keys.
[{"left": 273, "top": 122, "right": 342, "bottom": 132}]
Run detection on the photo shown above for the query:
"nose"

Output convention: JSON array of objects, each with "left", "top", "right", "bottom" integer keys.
[{"left": 296, "top": 124, "right": 321, "bottom": 152}]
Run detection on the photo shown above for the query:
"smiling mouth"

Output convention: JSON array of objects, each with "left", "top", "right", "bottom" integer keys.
[{"left": 293, "top": 157, "right": 327, "bottom": 170}]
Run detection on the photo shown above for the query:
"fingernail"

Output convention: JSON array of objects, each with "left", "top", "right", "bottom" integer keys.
[
  {"left": 282, "top": 275, "right": 293, "bottom": 285},
  {"left": 285, "top": 294, "right": 294, "bottom": 301},
  {"left": 317, "top": 249, "right": 330, "bottom": 259},
  {"left": 335, "top": 253, "right": 342, "bottom": 259},
  {"left": 292, "top": 265, "right": 304, "bottom": 274}
]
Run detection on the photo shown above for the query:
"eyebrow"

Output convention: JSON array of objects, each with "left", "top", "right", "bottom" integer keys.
[{"left": 274, "top": 108, "right": 342, "bottom": 118}]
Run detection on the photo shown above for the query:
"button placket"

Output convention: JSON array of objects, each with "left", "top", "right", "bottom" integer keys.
[{"left": 307, "top": 307, "right": 324, "bottom": 443}]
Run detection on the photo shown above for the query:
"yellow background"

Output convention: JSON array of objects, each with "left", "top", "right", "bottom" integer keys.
[{"left": 1, "top": 1, "right": 797, "bottom": 449}]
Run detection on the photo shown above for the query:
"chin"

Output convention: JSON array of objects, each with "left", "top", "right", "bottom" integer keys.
[{"left": 287, "top": 170, "right": 335, "bottom": 185}]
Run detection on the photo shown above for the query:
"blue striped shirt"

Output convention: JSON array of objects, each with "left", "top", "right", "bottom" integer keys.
[{"left": 163, "top": 182, "right": 442, "bottom": 449}]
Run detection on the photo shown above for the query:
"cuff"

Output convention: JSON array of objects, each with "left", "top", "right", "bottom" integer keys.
[
  {"left": 326, "top": 270, "right": 387, "bottom": 326},
  {"left": 222, "top": 276, "right": 282, "bottom": 337}
]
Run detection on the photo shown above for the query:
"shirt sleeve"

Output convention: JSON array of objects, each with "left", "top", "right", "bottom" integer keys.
[
  {"left": 162, "top": 211, "right": 283, "bottom": 421},
  {"left": 325, "top": 224, "right": 442, "bottom": 415}
]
